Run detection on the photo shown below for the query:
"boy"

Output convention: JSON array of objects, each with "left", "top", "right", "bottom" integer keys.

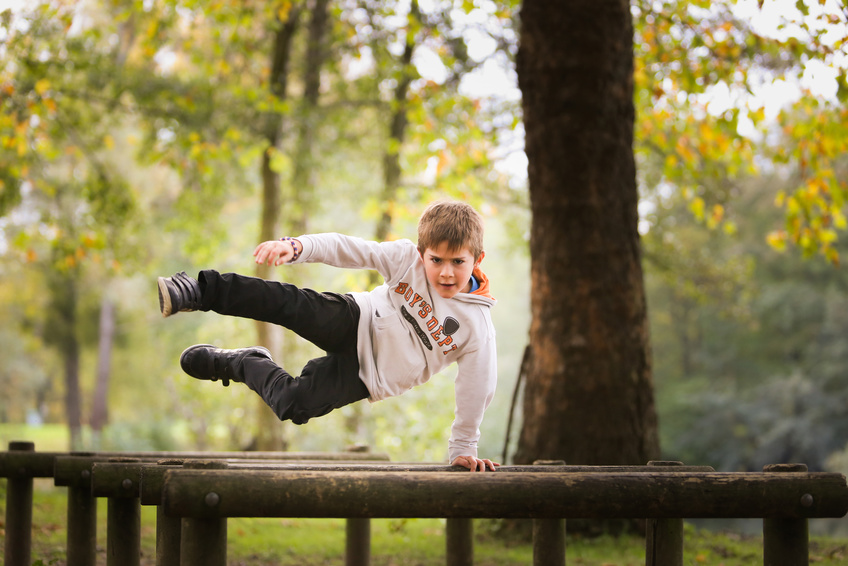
[{"left": 158, "top": 200, "right": 498, "bottom": 471}]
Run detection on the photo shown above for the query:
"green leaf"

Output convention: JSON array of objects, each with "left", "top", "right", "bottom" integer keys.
[
  {"left": 268, "top": 147, "right": 291, "bottom": 175},
  {"left": 836, "top": 72, "right": 848, "bottom": 105}
]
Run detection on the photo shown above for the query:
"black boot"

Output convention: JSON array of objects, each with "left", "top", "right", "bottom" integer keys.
[
  {"left": 158, "top": 271, "right": 202, "bottom": 317},
  {"left": 179, "top": 344, "right": 273, "bottom": 387}
]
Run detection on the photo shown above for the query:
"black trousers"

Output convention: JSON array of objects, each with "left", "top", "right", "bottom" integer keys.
[{"left": 198, "top": 270, "right": 370, "bottom": 424}]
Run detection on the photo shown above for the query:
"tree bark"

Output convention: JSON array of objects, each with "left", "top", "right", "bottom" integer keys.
[
  {"left": 48, "top": 270, "right": 83, "bottom": 451},
  {"left": 514, "top": 0, "right": 660, "bottom": 466},
  {"left": 253, "top": 7, "right": 302, "bottom": 452},
  {"left": 369, "top": 0, "right": 420, "bottom": 287},
  {"left": 91, "top": 295, "right": 115, "bottom": 438},
  {"left": 289, "top": 0, "right": 330, "bottom": 236},
  {"left": 64, "top": 334, "right": 82, "bottom": 451}
]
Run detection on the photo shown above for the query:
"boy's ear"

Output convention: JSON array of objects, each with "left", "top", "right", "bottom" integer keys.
[{"left": 476, "top": 250, "right": 485, "bottom": 266}]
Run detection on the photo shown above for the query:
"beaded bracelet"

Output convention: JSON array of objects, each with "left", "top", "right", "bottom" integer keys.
[{"left": 279, "top": 237, "right": 301, "bottom": 262}]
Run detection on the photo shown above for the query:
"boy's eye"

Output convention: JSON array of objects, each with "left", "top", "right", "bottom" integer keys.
[{"left": 453, "top": 259, "right": 465, "bottom": 265}]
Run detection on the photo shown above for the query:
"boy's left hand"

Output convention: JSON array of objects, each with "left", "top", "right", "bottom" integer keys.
[
  {"left": 254, "top": 239, "right": 299, "bottom": 266},
  {"left": 452, "top": 455, "right": 500, "bottom": 472}
]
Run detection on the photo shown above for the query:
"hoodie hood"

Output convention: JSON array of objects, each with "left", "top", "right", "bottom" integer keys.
[
  {"left": 470, "top": 267, "right": 493, "bottom": 300},
  {"left": 451, "top": 267, "right": 494, "bottom": 306}
]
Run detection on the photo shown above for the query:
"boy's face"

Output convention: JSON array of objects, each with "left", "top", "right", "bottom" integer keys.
[{"left": 420, "top": 241, "right": 483, "bottom": 299}]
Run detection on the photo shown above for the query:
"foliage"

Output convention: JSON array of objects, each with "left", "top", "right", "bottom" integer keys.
[
  {"left": 634, "top": 0, "right": 848, "bottom": 262},
  {"left": 647, "top": 159, "right": 848, "bottom": 472}
]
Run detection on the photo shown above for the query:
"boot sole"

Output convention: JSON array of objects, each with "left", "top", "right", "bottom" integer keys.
[{"left": 158, "top": 277, "right": 174, "bottom": 317}]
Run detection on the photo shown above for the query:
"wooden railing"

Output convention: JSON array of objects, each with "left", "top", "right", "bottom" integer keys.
[{"left": 2, "top": 441, "right": 847, "bottom": 566}]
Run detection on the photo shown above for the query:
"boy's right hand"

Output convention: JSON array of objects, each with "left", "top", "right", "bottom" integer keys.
[
  {"left": 254, "top": 239, "right": 301, "bottom": 266},
  {"left": 451, "top": 455, "right": 500, "bottom": 472}
]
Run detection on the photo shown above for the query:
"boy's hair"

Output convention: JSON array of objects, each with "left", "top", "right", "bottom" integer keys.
[{"left": 417, "top": 200, "right": 485, "bottom": 260}]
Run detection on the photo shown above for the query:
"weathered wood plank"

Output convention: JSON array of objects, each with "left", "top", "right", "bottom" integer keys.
[{"left": 162, "top": 470, "right": 848, "bottom": 520}]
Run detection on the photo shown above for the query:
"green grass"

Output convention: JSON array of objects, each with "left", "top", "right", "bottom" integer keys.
[
  {"left": 0, "top": 425, "right": 70, "bottom": 453},
  {"left": 2, "top": 483, "right": 847, "bottom": 565}
]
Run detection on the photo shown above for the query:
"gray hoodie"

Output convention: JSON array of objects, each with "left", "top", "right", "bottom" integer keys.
[{"left": 294, "top": 233, "right": 497, "bottom": 462}]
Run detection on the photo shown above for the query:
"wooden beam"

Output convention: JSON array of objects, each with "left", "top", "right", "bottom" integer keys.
[{"left": 162, "top": 470, "right": 848, "bottom": 520}]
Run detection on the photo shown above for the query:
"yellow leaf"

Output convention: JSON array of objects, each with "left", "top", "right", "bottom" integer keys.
[
  {"left": 767, "top": 230, "right": 787, "bottom": 252},
  {"left": 278, "top": 0, "right": 292, "bottom": 21},
  {"left": 786, "top": 196, "right": 801, "bottom": 217},
  {"left": 699, "top": 122, "right": 715, "bottom": 143},
  {"left": 146, "top": 19, "right": 159, "bottom": 39},
  {"left": 820, "top": 228, "right": 837, "bottom": 244},
  {"left": 706, "top": 204, "right": 724, "bottom": 229},
  {"left": 774, "top": 190, "right": 786, "bottom": 207},
  {"left": 689, "top": 197, "right": 705, "bottom": 221},
  {"left": 676, "top": 137, "right": 696, "bottom": 164},
  {"left": 826, "top": 247, "right": 839, "bottom": 265},
  {"left": 34, "top": 79, "right": 50, "bottom": 95},
  {"left": 664, "top": 154, "right": 678, "bottom": 169},
  {"left": 750, "top": 106, "right": 766, "bottom": 125},
  {"left": 833, "top": 210, "right": 847, "bottom": 229},
  {"left": 104, "top": 135, "right": 114, "bottom": 149}
]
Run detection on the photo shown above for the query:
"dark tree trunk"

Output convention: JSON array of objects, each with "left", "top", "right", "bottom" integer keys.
[
  {"left": 369, "top": 0, "right": 420, "bottom": 289},
  {"left": 64, "top": 333, "right": 82, "bottom": 451},
  {"left": 47, "top": 270, "right": 83, "bottom": 451},
  {"left": 513, "top": 0, "right": 660, "bottom": 466},
  {"left": 253, "top": 7, "right": 303, "bottom": 452},
  {"left": 91, "top": 296, "right": 115, "bottom": 436},
  {"left": 290, "top": 0, "right": 330, "bottom": 236}
]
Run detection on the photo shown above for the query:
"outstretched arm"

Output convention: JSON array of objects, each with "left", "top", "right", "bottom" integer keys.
[{"left": 254, "top": 238, "right": 302, "bottom": 266}]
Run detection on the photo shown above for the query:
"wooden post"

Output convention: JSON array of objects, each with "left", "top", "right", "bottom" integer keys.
[
  {"left": 645, "top": 461, "right": 684, "bottom": 566},
  {"left": 446, "top": 518, "right": 473, "bottom": 566},
  {"left": 345, "top": 518, "right": 371, "bottom": 566},
  {"left": 103, "top": 459, "right": 142, "bottom": 566},
  {"left": 4, "top": 441, "right": 35, "bottom": 566},
  {"left": 54, "top": 456, "right": 103, "bottom": 566},
  {"left": 763, "top": 464, "right": 809, "bottom": 566},
  {"left": 533, "top": 517, "right": 565, "bottom": 566},
  {"left": 179, "top": 460, "right": 228, "bottom": 566},
  {"left": 108, "top": 497, "right": 141, "bottom": 566},
  {"left": 149, "top": 459, "right": 185, "bottom": 566},
  {"left": 532, "top": 460, "right": 566, "bottom": 566},
  {"left": 66, "top": 481, "right": 97, "bottom": 566}
]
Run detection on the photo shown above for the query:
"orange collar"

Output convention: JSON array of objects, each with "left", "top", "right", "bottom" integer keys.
[{"left": 470, "top": 267, "right": 493, "bottom": 299}]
